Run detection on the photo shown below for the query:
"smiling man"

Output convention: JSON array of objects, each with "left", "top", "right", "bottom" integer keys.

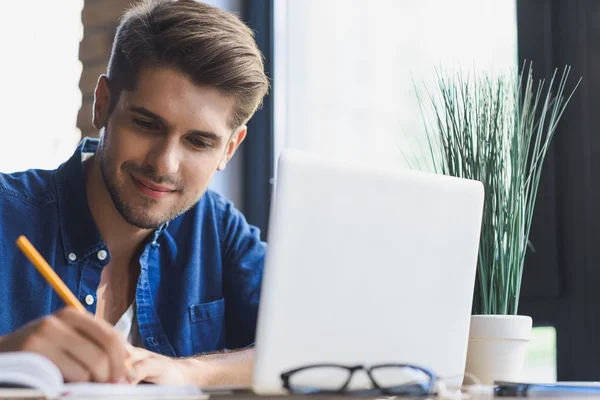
[{"left": 0, "top": 0, "right": 268, "bottom": 386}]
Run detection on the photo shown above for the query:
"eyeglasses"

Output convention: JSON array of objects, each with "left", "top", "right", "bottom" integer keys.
[{"left": 280, "top": 363, "right": 437, "bottom": 397}]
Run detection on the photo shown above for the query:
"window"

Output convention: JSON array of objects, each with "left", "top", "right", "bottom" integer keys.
[
  {"left": 523, "top": 326, "right": 557, "bottom": 383},
  {"left": 274, "top": 0, "right": 518, "bottom": 170},
  {"left": 272, "top": 0, "right": 559, "bottom": 380},
  {"left": 0, "top": 1, "right": 83, "bottom": 173}
]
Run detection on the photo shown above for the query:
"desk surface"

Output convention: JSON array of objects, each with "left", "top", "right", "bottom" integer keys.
[{"left": 0, "top": 387, "right": 568, "bottom": 400}]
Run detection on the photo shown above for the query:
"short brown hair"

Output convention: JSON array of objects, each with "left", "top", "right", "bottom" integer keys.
[{"left": 107, "top": 0, "right": 269, "bottom": 129}]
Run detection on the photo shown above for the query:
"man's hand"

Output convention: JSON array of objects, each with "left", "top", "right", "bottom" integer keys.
[
  {"left": 128, "top": 346, "right": 255, "bottom": 386},
  {"left": 127, "top": 347, "right": 192, "bottom": 385},
  {"left": 0, "top": 307, "right": 131, "bottom": 383}
]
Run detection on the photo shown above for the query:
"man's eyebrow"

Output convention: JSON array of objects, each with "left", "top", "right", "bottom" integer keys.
[
  {"left": 189, "top": 130, "right": 223, "bottom": 145},
  {"left": 129, "top": 105, "right": 223, "bottom": 145},
  {"left": 129, "top": 106, "right": 165, "bottom": 123}
]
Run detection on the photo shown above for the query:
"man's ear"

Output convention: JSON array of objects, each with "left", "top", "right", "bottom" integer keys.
[
  {"left": 217, "top": 125, "right": 247, "bottom": 171},
  {"left": 92, "top": 75, "right": 112, "bottom": 130}
]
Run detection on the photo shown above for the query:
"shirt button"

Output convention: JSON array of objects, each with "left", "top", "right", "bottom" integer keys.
[
  {"left": 68, "top": 253, "right": 77, "bottom": 261},
  {"left": 85, "top": 294, "right": 94, "bottom": 305},
  {"left": 97, "top": 249, "right": 108, "bottom": 261}
]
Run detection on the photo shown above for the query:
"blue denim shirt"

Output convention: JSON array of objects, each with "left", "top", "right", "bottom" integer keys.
[{"left": 0, "top": 138, "right": 265, "bottom": 357}]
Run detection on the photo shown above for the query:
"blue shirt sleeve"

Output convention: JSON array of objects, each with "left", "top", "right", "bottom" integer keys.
[{"left": 218, "top": 198, "right": 266, "bottom": 349}]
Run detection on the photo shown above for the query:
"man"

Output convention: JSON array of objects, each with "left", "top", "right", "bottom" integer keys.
[{"left": 0, "top": 0, "right": 268, "bottom": 386}]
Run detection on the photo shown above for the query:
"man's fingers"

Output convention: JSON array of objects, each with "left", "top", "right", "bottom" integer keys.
[
  {"left": 0, "top": 307, "right": 131, "bottom": 384},
  {"left": 43, "top": 347, "right": 91, "bottom": 383},
  {"left": 130, "top": 357, "right": 160, "bottom": 385},
  {"left": 23, "top": 313, "right": 110, "bottom": 382},
  {"left": 56, "top": 307, "right": 129, "bottom": 382},
  {"left": 129, "top": 352, "right": 187, "bottom": 386},
  {"left": 127, "top": 346, "right": 150, "bottom": 364},
  {"left": 49, "top": 318, "right": 111, "bottom": 383}
]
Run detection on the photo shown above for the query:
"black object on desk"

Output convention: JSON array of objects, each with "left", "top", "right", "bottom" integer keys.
[{"left": 495, "top": 381, "right": 600, "bottom": 397}]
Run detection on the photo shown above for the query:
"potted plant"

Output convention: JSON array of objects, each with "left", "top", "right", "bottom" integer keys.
[{"left": 411, "top": 63, "right": 579, "bottom": 384}]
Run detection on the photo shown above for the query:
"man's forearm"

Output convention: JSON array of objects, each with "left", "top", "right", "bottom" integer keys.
[{"left": 181, "top": 347, "right": 255, "bottom": 386}]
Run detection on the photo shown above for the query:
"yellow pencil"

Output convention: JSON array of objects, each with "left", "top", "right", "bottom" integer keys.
[
  {"left": 16, "top": 235, "right": 136, "bottom": 381},
  {"left": 17, "top": 235, "right": 87, "bottom": 313}
]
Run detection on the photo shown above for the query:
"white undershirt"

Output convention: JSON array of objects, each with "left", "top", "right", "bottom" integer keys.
[{"left": 113, "top": 302, "right": 143, "bottom": 347}]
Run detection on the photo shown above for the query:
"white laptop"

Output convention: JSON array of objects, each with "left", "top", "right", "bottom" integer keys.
[{"left": 251, "top": 149, "right": 484, "bottom": 394}]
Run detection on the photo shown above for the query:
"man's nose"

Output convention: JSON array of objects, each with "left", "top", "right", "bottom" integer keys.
[{"left": 146, "top": 137, "right": 181, "bottom": 176}]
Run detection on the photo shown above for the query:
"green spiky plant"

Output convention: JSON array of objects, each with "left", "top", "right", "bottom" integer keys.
[{"left": 411, "top": 63, "right": 579, "bottom": 315}]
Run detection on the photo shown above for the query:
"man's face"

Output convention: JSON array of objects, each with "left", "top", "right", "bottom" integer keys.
[{"left": 93, "top": 66, "right": 245, "bottom": 229}]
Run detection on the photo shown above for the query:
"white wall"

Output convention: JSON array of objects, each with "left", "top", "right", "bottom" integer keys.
[{"left": 0, "top": 1, "right": 83, "bottom": 173}]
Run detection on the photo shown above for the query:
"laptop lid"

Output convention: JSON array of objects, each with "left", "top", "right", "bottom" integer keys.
[{"left": 252, "top": 149, "right": 484, "bottom": 394}]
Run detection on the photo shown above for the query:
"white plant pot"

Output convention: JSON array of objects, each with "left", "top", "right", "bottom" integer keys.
[{"left": 465, "top": 315, "right": 532, "bottom": 385}]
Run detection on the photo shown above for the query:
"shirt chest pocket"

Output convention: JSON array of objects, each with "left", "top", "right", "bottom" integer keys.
[{"left": 188, "top": 299, "right": 226, "bottom": 354}]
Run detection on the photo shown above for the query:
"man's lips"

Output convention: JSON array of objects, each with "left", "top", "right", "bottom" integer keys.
[{"left": 131, "top": 174, "right": 177, "bottom": 198}]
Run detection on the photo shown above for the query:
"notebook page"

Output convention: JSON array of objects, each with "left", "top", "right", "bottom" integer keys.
[
  {"left": 61, "top": 383, "right": 207, "bottom": 399},
  {"left": 0, "top": 352, "right": 63, "bottom": 398}
]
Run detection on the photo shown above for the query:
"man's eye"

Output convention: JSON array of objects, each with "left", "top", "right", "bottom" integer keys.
[
  {"left": 133, "top": 118, "right": 157, "bottom": 130},
  {"left": 188, "top": 137, "right": 210, "bottom": 149}
]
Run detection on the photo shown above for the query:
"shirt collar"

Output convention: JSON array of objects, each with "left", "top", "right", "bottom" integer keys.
[
  {"left": 55, "top": 137, "right": 105, "bottom": 264},
  {"left": 55, "top": 137, "right": 168, "bottom": 264}
]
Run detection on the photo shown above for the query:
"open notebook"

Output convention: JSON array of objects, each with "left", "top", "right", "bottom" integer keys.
[{"left": 0, "top": 352, "right": 207, "bottom": 399}]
